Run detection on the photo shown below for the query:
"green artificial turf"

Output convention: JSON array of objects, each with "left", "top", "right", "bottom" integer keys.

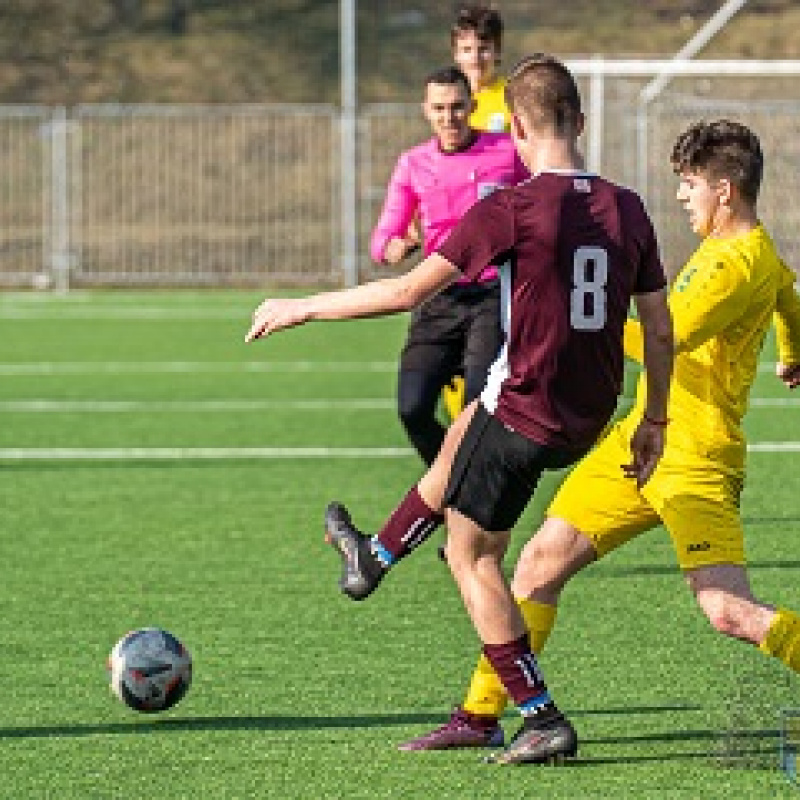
[{"left": 0, "top": 291, "right": 797, "bottom": 798}]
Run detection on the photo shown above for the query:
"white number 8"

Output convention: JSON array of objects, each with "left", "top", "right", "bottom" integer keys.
[{"left": 570, "top": 246, "right": 608, "bottom": 331}]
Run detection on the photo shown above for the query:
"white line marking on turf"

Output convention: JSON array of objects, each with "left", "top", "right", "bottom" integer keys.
[
  {"left": 1, "top": 397, "right": 796, "bottom": 413},
  {"left": 0, "top": 443, "right": 797, "bottom": 460},
  {"left": 749, "top": 398, "right": 800, "bottom": 407},
  {"left": 0, "top": 361, "right": 786, "bottom": 376},
  {"left": 0, "top": 447, "right": 415, "bottom": 460},
  {"left": 0, "top": 361, "right": 395, "bottom": 375},
  {"left": 0, "top": 399, "right": 394, "bottom": 412},
  {"left": 0, "top": 307, "right": 246, "bottom": 319}
]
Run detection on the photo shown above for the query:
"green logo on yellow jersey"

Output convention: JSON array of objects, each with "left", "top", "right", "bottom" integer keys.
[{"left": 675, "top": 265, "right": 698, "bottom": 292}]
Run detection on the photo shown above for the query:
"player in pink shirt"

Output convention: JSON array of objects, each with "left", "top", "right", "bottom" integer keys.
[{"left": 370, "top": 66, "right": 527, "bottom": 466}]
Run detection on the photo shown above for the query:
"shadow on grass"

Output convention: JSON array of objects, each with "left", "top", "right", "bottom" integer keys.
[
  {"left": 569, "top": 727, "right": 780, "bottom": 768},
  {"left": 0, "top": 712, "right": 446, "bottom": 739},
  {"left": 0, "top": 703, "right": 704, "bottom": 740},
  {"left": 0, "top": 710, "right": 782, "bottom": 771},
  {"left": 592, "top": 559, "right": 800, "bottom": 577},
  {"left": 571, "top": 703, "right": 702, "bottom": 717}
]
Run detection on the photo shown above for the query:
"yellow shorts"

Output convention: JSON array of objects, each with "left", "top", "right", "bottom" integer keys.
[{"left": 547, "top": 425, "right": 746, "bottom": 570}]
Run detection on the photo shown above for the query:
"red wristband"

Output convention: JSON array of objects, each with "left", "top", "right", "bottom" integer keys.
[{"left": 643, "top": 413, "right": 669, "bottom": 427}]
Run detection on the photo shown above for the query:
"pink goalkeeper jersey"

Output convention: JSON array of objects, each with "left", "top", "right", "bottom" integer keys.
[{"left": 370, "top": 131, "right": 527, "bottom": 283}]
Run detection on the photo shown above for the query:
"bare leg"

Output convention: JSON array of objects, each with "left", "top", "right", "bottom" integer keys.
[
  {"left": 446, "top": 507, "right": 579, "bottom": 764},
  {"left": 510, "top": 516, "right": 597, "bottom": 604},
  {"left": 684, "top": 564, "right": 776, "bottom": 645},
  {"left": 418, "top": 399, "right": 478, "bottom": 514},
  {"left": 445, "top": 507, "right": 515, "bottom": 644}
]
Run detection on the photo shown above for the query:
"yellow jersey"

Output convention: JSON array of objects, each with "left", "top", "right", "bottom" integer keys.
[
  {"left": 470, "top": 78, "right": 509, "bottom": 133},
  {"left": 622, "top": 224, "right": 800, "bottom": 470}
]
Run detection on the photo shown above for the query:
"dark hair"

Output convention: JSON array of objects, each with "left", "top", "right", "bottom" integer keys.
[
  {"left": 451, "top": 4, "right": 503, "bottom": 52},
  {"left": 504, "top": 54, "right": 581, "bottom": 135},
  {"left": 424, "top": 66, "right": 472, "bottom": 97},
  {"left": 671, "top": 119, "right": 763, "bottom": 204}
]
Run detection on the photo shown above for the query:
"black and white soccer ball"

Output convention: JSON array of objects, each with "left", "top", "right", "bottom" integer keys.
[{"left": 108, "top": 628, "right": 192, "bottom": 713}]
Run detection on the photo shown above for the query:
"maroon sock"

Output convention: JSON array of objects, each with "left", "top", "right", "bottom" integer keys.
[
  {"left": 482, "top": 634, "right": 554, "bottom": 716},
  {"left": 372, "top": 486, "right": 443, "bottom": 566}
]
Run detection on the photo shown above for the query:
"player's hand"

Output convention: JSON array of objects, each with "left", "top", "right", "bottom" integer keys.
[
  {"left": 622, "top": 419, "right": 666, "bottom": 489},
  {"left": 383, "top": 236, "right": 418, "bottom": 265},
  {"left": 776, "top": 362, "right": 800, "bottom": 389},
  {"left": 245, "top": 298, "right": 310, "bottom": 343}
]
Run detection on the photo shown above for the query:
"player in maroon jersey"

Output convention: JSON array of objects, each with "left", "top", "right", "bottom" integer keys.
[{"left": 245, "top": 54, "right": 674, "bottom": 765}]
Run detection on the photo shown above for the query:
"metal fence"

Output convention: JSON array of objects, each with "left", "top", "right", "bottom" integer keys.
[
  {"left": 2, "top": 61, "right": 800, "bottom": 289},
  {"left": 1, "top": 104, "right": 341, "bottom": 289},
  {"left": 0, "top": 107, "right": 53, "bottom": 287}
]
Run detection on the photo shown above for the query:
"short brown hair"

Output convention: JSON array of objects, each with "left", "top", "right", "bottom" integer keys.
[
  {"left": 671, "top": 119, "right": 763, "bottom": 204},
  {"left": 451, "top": 4, "right": 503, "bottom": 52},
  {"left": 504, "top": 54, "right": 582, "bottom": 135},
  {"left": 424, "top": 66, "right": 472, "bottom": 98}
]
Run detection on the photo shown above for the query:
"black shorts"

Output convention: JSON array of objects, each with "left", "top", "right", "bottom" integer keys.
[
  {"left": 400, "top": 281, "right": 502, "bottom": 376},
  {"left": 444, "top": 403, "right": 586, "bottom": 532}
]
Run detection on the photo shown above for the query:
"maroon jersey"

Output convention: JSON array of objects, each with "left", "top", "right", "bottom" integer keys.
[{"left": 437, "top": 171, "right": 666, "bottom": 451}]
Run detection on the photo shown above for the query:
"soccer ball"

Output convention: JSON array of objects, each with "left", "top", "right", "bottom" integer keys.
[{"left": 107, "top": 628, "right": 192, "bottom": 713}]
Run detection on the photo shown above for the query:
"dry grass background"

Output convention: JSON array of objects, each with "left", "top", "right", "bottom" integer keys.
[{"left": 1, "top": 1, "right": 800, "bottom": 105}]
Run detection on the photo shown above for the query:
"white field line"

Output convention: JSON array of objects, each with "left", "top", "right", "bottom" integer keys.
[
  {"left": 0, "top": 307, "right": 246, "bottom": 319},
  {"left": 749, "top": 398, "right": 800, "bottom": 407},
  {"left": 0, "top": 399, "right": 394, "bottom": 412},
  {"left": 0, "top": 443, "right": 797, "bottom": 461},
  {"left": 0, "top": 397, "right": 797, "bottom": 413},
  {"left": 0, "top": 447, "right": 415, "bottom": 460},
  {"left": 0, "top": 361, "right": 396, "bottom": 374},
  {"left": 0, "top": 360, "right": 784, "bottom": 375},
  {"left": 0, "top": 360, "right": 784, "bottom": 377}
]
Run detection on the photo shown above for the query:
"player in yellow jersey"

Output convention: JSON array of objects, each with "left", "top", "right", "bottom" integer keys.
[
  {"left": 452, "top": 4, "right": 510, "bottom": 134},
  {"left": 440, "top": 4, "right": 511, "bottom": 421},
  {"left": 400, "top": 118, "right": 800, "bottom": 755}
]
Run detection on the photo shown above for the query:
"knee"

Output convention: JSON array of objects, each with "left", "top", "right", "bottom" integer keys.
[
  {"left": 398, "top": 396, "right": 422, "bottom": 426},
  {"left": 397, "top": 387, "right": 433, "bottom": 431},
  {"left": 511, "top": 520, "right": 595, "bottom": 599},
  {"left": 696, "top": 591, "right": 742, "bottom": 638},
  {"left": 512, "top": 538, "right": 553, "bottom": 588},
  {"left": 445, "top": 522, "right": 507, "bottom": 584}
]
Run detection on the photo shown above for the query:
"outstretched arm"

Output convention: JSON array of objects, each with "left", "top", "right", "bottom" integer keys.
[
  {"left": 625, "top": 287, "right": 674, "bottom": 487},
  {"left": 245, "top": 253, "right": 459, "bottom": 343}
]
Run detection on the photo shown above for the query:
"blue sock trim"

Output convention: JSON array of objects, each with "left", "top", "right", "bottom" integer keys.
[
  {"left": 519, "top": 692, "right": 552, "bottom": 716},
  {"left": 370, "top": 538, "right": 395, "bottom": 567}
]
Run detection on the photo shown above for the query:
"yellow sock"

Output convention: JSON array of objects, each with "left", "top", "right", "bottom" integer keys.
[
  {"left": 442, "top": 376, "right": 465, "bottom": 423},
  {"left": 462, "top": 598, "right": 557, "bottom": 718},
  {"left": 759, "top": 607, "right": 800, "bottom": 672}
]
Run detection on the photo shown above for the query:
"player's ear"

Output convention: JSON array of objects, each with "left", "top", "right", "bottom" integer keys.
[
  {"left": 421, "top": 99, "right": 431, "bottom": 123},
  {"left": 510, "top": 112, "right": 526, "bottom": 141},
  {"left": 717, "top": 177, "right": 733, "bottom": 206},
  {"left": 575, "top": 111, "right": 585, "bottom": 138}
]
